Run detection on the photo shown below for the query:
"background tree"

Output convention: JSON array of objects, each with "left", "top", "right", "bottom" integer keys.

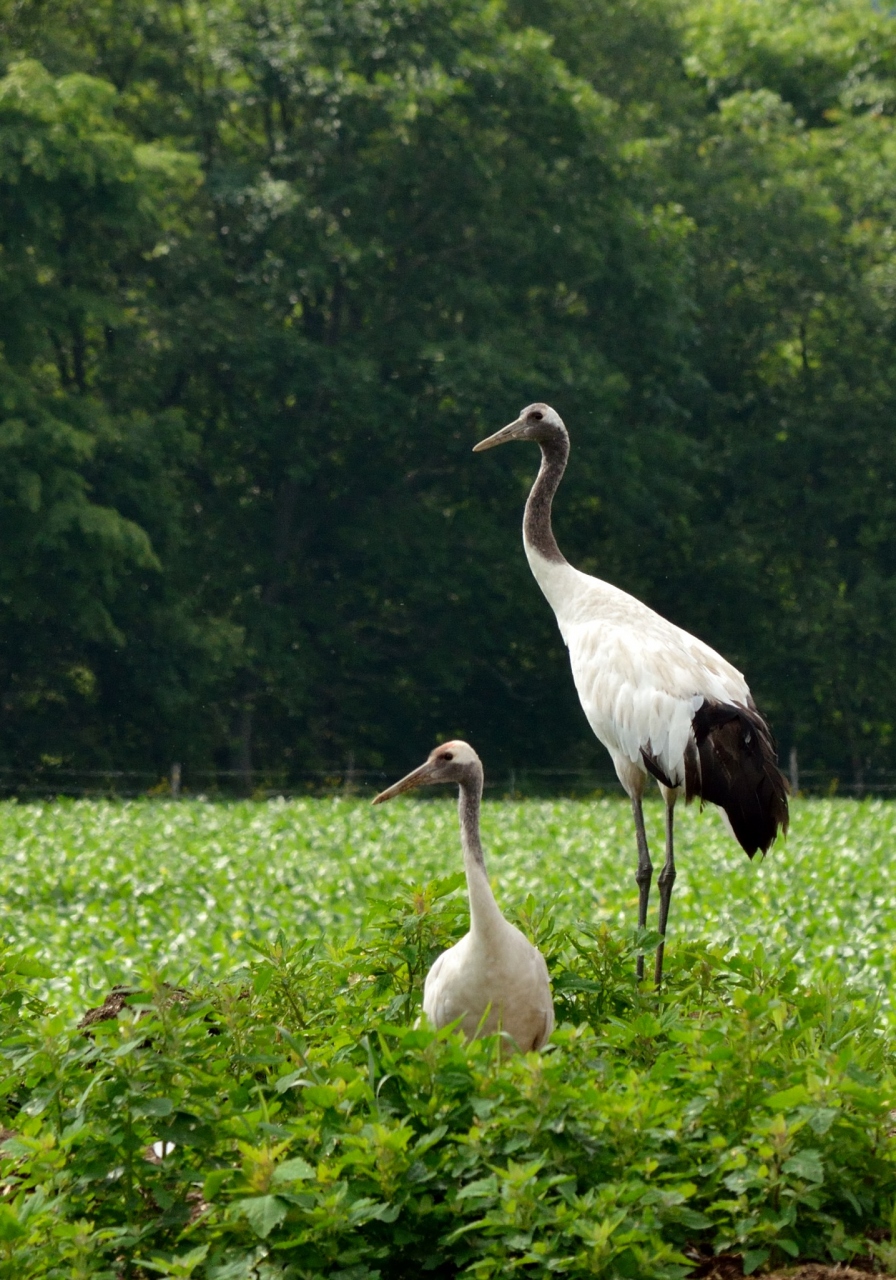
[
  {"left": 2, "top": 0, "right": 896, "bottom": 789},
  {"left": 0, "top": 59, "right": 240, "bottom": 768}
]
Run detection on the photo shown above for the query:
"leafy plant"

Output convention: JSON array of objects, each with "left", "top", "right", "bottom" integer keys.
[{"left": 0, "top": 838, "right": 893, "bottom": 1275}]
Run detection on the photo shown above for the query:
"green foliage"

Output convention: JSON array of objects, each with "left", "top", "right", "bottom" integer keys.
[
  {"left": 681, "top": 0, "right": 896, "bottom": 122},
  {"left": 0, "top": 797, "right": 892, "bottom": 1272},
  {"left": 0, "top": 54, "right": 238, "bottom": 769},
  {"left": 669, "top": 16, "right": 896, "bottom": 780},
  {"left": 0, "top": 872, "right": 893, "bottom": 1275},
  {"left": 3, "top": 0, "right": 896, "bottom": 780},
  {"left": 0, "top": 793, "right": 894, "bottom": 1271},
  {"left": 4, "top": 794, "right": 896, "bottom": 1026}
]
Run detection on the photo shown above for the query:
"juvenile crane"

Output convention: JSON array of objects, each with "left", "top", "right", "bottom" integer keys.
[
  {"left": 373, "top": 740, "right": 554, "bottom": 1052},
  {"left": 474, "top": 404, "right": 788, "bottom": 985}
]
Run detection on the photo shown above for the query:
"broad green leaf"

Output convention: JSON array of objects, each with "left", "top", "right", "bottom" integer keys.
[
  {"left": 301, "top": 1085, "right": 339, "bottom": 1108},
  {"left": 271, "top": 1157, "right": 315, "bottom": 1184},
  {"left": 767, "top": 1085, "right": 810, "bottom": 1110},
  {"left": 742, "top": 1249, "right": 770, "bottom": 1275},
  {"left": 782, "top": 1149, "right": 824, "bottom": 1183},
  {"left": 0, "top": 1204, "right": 27, "bottom": 1242},
  {"left": 233, "top": 1195, "right": 288, "bottom": 1239}
]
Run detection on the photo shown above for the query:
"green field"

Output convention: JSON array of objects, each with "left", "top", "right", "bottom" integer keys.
[
  {"left": 1, "top": 796, "right": 895, "bottom": 1278},
  {"left": 2, "top": 795, "right": 893, "bottom": 1016}
]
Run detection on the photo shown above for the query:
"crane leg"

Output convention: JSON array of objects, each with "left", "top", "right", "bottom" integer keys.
[
  {"left": 653, "top": 799, "right": 677, "bottom": 988},
  {"left": 631, "top": 794, "right": 652, "bottom": 982}
]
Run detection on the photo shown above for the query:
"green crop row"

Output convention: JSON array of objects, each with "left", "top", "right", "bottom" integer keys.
[{"left": 0, "top": 796, "right": 893, "bottom": 1018}]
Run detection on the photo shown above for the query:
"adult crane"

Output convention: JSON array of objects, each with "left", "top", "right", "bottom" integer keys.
[
  {"left": 373, "top": 740, "right": 554, "bottom": 1052},
  {"left": 474, "top": 404, "right": 788, "bottom": 986}
]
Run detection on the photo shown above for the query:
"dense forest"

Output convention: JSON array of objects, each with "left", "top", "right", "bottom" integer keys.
[{"left": 1, "top": 0, "right": 896, "bottom": 789}]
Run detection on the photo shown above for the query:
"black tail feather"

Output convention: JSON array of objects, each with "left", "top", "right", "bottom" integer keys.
[
  {"left": 686, "top": 700, "right": 789, "bottom": 857},
  {"left": 640, "top": 746, "right": 675, "bottom": 789}
]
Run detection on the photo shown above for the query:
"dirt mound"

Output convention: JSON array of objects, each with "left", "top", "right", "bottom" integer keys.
[
  {"left": 690, "top": 1257, "right": 889, "bottom": 1280},
  {"left": 765, "top": 1269, "right": 890, "bottom": 1280}
]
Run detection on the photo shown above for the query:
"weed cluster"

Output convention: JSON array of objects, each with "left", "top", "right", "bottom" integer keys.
[{"left": 0, "top": 880, "right": 893, "bottom": 1278}]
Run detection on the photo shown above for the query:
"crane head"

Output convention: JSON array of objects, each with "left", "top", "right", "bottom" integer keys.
[
  {"left": 372, "top": 740, "right": 482, "bottom": 803},
  {"left": 473, "top": 402, "right": 565, "bottom": 452}
]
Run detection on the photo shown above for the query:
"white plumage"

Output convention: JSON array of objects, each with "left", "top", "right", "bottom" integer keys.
[
  {"left": 474, "top": 404, "right": 788, "bottom": 984},
  {"left": 373, "top": 740, "right": 554, "bottom": 1052},
  {"left": 533, "top": 558, "right": 748, "bottom": 792}
]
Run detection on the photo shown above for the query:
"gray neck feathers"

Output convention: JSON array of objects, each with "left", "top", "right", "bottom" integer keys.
[
  {"left": 458, "top": 765, "right": 486, "bottom": 872},
  {"left": 523, "top": 428, "right": 569, "bottom": 565}
]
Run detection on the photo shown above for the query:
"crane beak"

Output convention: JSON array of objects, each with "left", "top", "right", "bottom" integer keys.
[
  {"left": 372, "top": 760, "right": 435, "bottom": 804},
  {"left": 472, "top": 417, "right": 526, "bottom": 452}
]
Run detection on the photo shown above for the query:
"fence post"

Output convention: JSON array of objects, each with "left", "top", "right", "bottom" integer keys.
[
  {"left": 170, "top": 762, "right": 182, "bottom": 798},
  {"left": 788, "top": 746, "right": 798, "bottom": 796}
]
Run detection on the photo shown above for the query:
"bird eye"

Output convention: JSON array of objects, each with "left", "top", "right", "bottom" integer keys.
[
  {"left": 530, "top": 411, "right": 543, "bottom": 422},
  {"left": 441, "top": 752, "right": 454, "bottom": 761}
]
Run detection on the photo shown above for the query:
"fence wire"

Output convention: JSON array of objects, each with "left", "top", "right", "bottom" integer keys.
[{"left": 0, "top": 762, "right": 887, "bottom": 800}]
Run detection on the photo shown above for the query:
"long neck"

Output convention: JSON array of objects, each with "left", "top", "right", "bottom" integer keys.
[
  {"left": 523, "top": 429, "right": 569, "bottom": 565},
  {"left": 458, "top": 769, "right": 504, "bottom": 935}
]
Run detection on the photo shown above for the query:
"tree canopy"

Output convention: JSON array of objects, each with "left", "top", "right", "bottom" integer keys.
[{"left": 1, "top": 0, "right": 896, "bottom": 788}]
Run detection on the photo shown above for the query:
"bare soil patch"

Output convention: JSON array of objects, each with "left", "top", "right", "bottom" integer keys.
[
  {"left": 688, "top": 1256, "right": 892, "bottom": 1280},
  {"left": 765, "top": 1269, "right": 890, "bottom": 1280}
]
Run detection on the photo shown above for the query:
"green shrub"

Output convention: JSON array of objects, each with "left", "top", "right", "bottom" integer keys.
[{"left": 0, "top": 884, "right": 893, "bottom": 1278}]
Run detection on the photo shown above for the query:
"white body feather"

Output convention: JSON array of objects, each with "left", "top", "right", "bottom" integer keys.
[
  {"left": 526, "top": 546, "right": 751, "bottom": 795},
  {"left": 423, "top": 909, "right": 554, "bottom": 1051}
]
